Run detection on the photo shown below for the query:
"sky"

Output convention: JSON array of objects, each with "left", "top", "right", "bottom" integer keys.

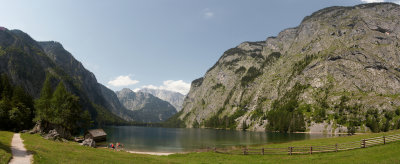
[{"left": 0, "top": 0, "right": 398, "bottom": 94}]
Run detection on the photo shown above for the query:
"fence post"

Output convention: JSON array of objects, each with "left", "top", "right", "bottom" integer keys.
[
  {"left": 335, "top": 143, "right": 338, "bottom": 152},
  {"left": 214, "top": 147, "right": 216, "bottom": 153},
  {"left": 262, "top": 148, "right": 264, "bottom": 155},
  {"left": 310, "top": 146, "right": 313, "bottom": 155},
  {"left": 289, "top": 147, "right": 292, "bottom": 155},
  {"left": 383, "top": 136, "right": 386, "bottom": 145},
  {"left": 362, "top": 139, "right": 366, "bottom": 148}
]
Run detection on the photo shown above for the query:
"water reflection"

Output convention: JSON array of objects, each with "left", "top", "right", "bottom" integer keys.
[{"left": 103, "top": 126, "right": 336, "bottom": 153}]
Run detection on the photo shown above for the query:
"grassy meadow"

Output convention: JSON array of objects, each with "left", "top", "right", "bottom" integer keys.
[
  {"left": 15, "top": 130, "right": 400, "bottom": 164},
  {"left": 0, "top": 131, "right": 13, "bottom": 164}
]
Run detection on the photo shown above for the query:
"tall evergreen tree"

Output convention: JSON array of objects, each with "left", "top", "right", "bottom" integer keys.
[
  {"left": 10, "top": 86, "right": 34, "bottom": 130},
  {"left": 34, "top": 76, "right": 53, "bottom": 122},
  {"left": 0, "top": 99, "right": 12, "bottom": 130},
  {"left": 49, "top": 81, "right": 81, "bottom": 134},
  {"left": 1, "top": 74, "right": 13, "bottom": 100}
]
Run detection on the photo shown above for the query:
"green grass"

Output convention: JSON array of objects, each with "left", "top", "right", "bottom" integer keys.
[
  {"left": 0, "top": 131, "right": 13, "bottom": 164},
  {"left": 20, "top": 130, "right": 400, "bottom": 164}
]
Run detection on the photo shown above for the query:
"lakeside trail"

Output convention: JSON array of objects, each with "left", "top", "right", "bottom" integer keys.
[{"left": 9, "top": 133, "right": 32, "bottom": 164}]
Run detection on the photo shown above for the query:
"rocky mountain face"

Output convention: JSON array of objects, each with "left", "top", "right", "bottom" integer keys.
[
  {"left": 139, "top": 88, "right": 185, "bottom": 111},
  {"left": 177, "top": 3, "right": 400, "bottom": 133},
  {"left": 0, "top": 29, "right": 131, "bottom": 125},
  {"left": 116, "top": 88, "right": 177, "bottom": 123}
]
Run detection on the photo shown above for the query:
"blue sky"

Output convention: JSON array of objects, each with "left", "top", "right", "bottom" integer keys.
[{"left": 0, "top": 0, "right": 397, "bottom": 94}]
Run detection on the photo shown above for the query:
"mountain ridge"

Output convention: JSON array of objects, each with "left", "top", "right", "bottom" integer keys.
[
  {"left": 0, "top": 28, "right": 131, "bottom": 125},
  {"left": 116, "top": 88, "right": 177, "bottom": 123},
  {"left": 176, "top": 2, "right": 400, "bottom": 133},
  {"left": 138, "top": 88, "right": 185, "bottom": 111}
]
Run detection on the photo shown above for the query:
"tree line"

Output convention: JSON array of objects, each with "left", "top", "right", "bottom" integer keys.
[{"left": 0, "top": 74, "right": 91, "bottom": 134}]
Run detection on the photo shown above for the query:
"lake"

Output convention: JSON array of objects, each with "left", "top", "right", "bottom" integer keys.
[{"left": 103, "top": 126, "right": 340, "bottom": 153}]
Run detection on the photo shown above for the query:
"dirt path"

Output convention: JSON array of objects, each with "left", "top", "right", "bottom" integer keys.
[{"left": 9, "top": 133, "right": 32, "bottom": 164}]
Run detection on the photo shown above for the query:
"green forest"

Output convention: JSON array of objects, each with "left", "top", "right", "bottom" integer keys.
[{"left": 0, "top": 74, "right": 91, "bottom": 135}]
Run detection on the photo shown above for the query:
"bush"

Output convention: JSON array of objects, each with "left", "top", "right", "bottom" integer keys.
[
  {"left": 241, "top": 67, "right": 263, "bottom": 87},
  {"left": 204, "top": 108, "right": 247, "bottom": 129},
  {"left": 291, "top": 54, "right": 317, "bottom": 77},
  {"left": 266, "top": 83, "right": 308, "bottom": 132},
  {"left": 261, "top": 52, "right": 281, "bottom": 68},
  {"left": 235, "top": 66, "right": 246, "bottom": 75},
  {"left": 0, "top": 74, "right": 35, "bottom": 131},
  {"left": 313, "top": 107, "right": 326, "bottom": 123}
]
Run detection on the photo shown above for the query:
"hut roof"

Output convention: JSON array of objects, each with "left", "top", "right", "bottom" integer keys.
[{"left": 87, "top": 129, "right": 107, "bottom": 137}]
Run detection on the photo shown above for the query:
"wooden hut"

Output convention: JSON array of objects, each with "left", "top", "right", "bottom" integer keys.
[{"left": 85, "top": 129, "right": 107, "bottom": 142}]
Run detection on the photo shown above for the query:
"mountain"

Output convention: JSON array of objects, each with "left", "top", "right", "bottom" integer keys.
[
  {"left": 175, "top": 3, "right": 400, "bottom": 133},
  {"left": 0, "top": 28, "right": 132, "bottom": 126},
  {"left": 116, "top": 88, "right": 177, "bottom": 123},
  {"left": 138, "top": 88, "right": 185, "bottom": 111}
]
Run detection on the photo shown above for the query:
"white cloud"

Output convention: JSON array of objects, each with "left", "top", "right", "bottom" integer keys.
[
  {"left": 135, "top": 80, "right": 191, "bottom": 95},
  {"left": 360, "top": 0, "right": 400, "bottom": 4},
  {"left": 203, "top": 8, "right": 214, "bottom": 19},
  {"left": 108, "top": 75, "right": 139, "bottom": 87},
  {"left": 361, "top": 0, "right": 384, "bottom": 2}
]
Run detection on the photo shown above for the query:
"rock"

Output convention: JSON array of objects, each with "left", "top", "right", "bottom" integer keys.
[
  {"left": 80, "top": 138, "right": 96, "bottom": 147},
  {"left": 43, "top": 129, "right": 61, "bottom": 141},
  {"left": 20, "top": 130, "right": 29, "bottom": 133},
  {"left": 29, "top": 121, "right": 45, "bottom": 134},
  {"left": 30, "top": 121, "right": 72, "bottom": 139},
  {"left": 74, "top": 137, "right": 84, "bottom": 143}
]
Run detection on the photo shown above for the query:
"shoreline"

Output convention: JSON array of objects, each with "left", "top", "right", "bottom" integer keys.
[
  {"left": 99, "top": 147, "right": 179, "bottom": 156},
  {"left": 126, "top": 151, "right": 177, "bottom": 156},
  {"left": 292, "top": 131, "right": 367, "bottom": 135}
]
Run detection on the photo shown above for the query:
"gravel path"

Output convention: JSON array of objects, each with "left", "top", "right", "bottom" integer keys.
[{"left": 9, "top": 133, "right": 32, "bottom": 164}]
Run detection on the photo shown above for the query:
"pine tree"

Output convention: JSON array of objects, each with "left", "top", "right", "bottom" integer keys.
[
  {"left": 10, "top": 86, "right": 34, "bottom": 130},
  {"left": 1, "top": 74, "right": 13, "bottom": 100},
  {"left": 34, "top": 76, "right": 53, "bottom": 122},
  {"left": 50, "top": 81, "right": 81, "bottom": 133},
  {"left": 0, "top": 99, "right": 12, "bottom": 130},
  {"left": 80, "top": 110, "right": 92, "bottom": 131}
]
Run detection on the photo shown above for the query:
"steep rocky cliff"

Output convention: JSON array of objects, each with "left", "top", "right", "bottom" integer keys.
[
  {"left": 139, "top": 88, "right": 185, "bottom": 111},
  {"left": 116, "top": 88, "right": 177, "bottom": 122},
  {"left": 177, "top": 3, "right": 400, "bottom": 133}
]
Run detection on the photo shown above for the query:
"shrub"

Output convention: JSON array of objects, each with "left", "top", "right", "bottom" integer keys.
[
  {"left": 241, "top": 67, "right": 263, "bottom": 87},
  {"left": 235, "top": 66, "right": 246, "bottom": 75}
]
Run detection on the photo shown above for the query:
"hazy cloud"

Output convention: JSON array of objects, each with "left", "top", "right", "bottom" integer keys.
[
  {"left": 360, "top": 0, "right": 400, "bottom": 4},
  {"left": 108, "top": 75, "right": 139, "bottom": 87},
  {"left": 135, "top": 80, "right": 191, "bottom": 95},
  {"left": 203, "top": 8, "right": 214, "bottom": 19},
  {"left": 361, "top": 0, "right": 384, "bottom": 2}
]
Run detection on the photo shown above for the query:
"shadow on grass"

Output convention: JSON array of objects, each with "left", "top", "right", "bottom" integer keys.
[{"left": 0, "top": 142, "right": 11, "bottom": 154}]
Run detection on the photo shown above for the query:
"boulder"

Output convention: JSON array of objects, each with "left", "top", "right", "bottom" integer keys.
[
  {"left": 74, "top": 137, "right": 84, "bottom": 143},
  {"left": 29, "top": 121, "right": 72, "bottom": 139},
  {"left": 43, "top": 129, "right": 61, "bottom": 141},
  {"left": 20, "top": 130, "right": 29, "bottom": 133},
  {"left": 80, "top": 138, "right": 96, "bottom": 147}
]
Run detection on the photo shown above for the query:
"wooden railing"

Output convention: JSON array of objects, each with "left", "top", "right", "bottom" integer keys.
[{"left": 207, "top": 133, "right": 400, "bottom": 155}]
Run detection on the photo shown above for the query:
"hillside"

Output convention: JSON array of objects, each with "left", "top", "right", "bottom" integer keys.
[
  {"left": 117, "top": 88, "right": 177, "bottom": 123},
  {"left": 0, "top": 28, "right": 130, "bottom": 126},
  {"left": 176, "top": 3, "right": 400, "bottom": 133}
]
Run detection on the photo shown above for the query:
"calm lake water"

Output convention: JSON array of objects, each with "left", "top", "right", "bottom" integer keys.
[{"left": 103, "top": 126, "right": 339, "bottom": 153}]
